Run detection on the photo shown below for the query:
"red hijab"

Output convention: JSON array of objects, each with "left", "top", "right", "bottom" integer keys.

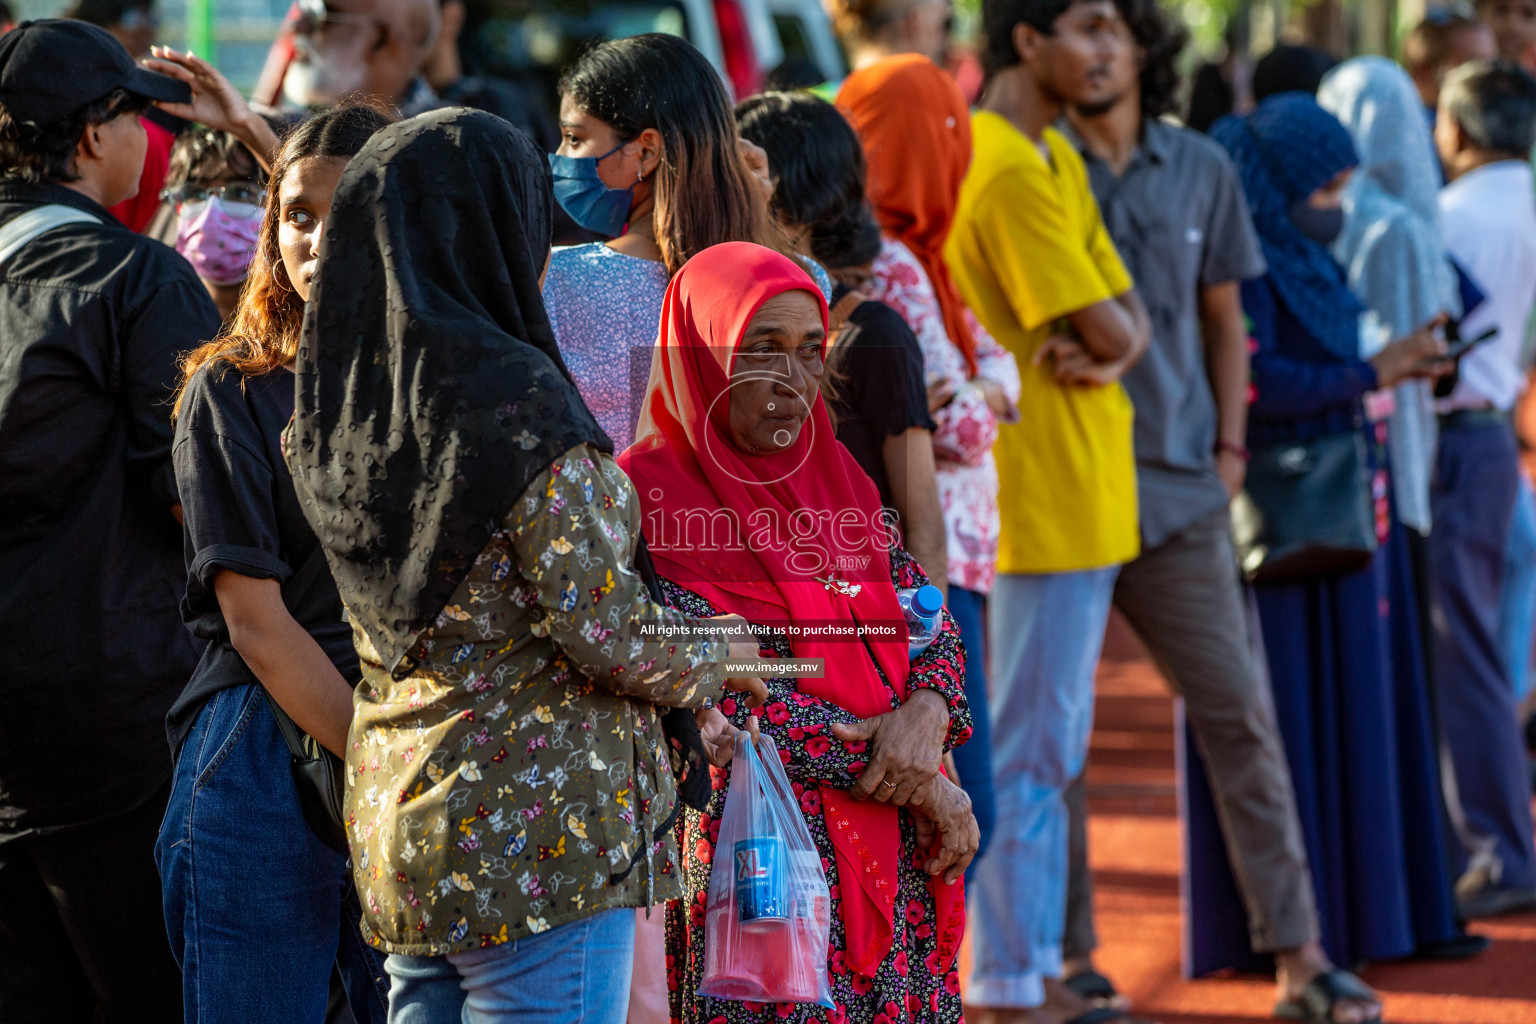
[
  {"left": 838, "top": 54, "right": 979, "bottom": 375},
  {"left": 620, "top": 241, "right": 962, "bottom": 976}
]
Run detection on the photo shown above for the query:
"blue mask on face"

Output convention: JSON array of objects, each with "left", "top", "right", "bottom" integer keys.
[{"left": 547, "top": 143, "right": 635, "bottom": 238}]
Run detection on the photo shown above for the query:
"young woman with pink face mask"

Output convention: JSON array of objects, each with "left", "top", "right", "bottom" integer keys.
[{"left": 161, "top": 124, "right": 271, "bottom": 321}]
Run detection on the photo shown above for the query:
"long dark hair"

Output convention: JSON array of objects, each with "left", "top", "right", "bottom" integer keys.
[
  {"left": 172, "top": 103, "right": 394, "bottom": 417},
  {"left": 558, "top": 33, "right": 794, "bottom": 278},
  {"left": 1110, "top": 0, "right": 1187, "bottom": 118},
  {"left": 735, "top": 91, "right": 882, "bottom": 270}
]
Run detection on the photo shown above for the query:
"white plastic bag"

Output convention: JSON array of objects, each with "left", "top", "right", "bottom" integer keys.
[{"left": 698, "top": 732, "right": 834, "bottom": 1008}]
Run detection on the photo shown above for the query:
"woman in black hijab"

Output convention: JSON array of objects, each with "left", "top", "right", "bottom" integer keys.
[{"left": 286, "top": 108, "right": 764, "bottom": 1022}]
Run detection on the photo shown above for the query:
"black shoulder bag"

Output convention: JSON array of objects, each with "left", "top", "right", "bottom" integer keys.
[
  {"left": 1231, "top": 425, "right": 1377, "bottom": 583},
  {"left": 261, "top": 690, "right": 350, "bottom": 853}
]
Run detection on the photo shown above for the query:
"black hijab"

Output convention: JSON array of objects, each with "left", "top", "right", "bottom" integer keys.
[
  {"left": 1253, "top": 44, "right": 1339, "bottom": 100},
  {"left": 286, "top": 108, "right": 611, "bottom": 678}
]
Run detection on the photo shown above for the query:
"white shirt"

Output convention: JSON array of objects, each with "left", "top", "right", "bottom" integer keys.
[{"left": 1438, "top": 160, "right": 1536, "bottom": 412}]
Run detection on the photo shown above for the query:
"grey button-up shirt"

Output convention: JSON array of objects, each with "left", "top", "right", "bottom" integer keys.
[{"left": 1064, "top": 118, "right": 1267, "bottom": 548}]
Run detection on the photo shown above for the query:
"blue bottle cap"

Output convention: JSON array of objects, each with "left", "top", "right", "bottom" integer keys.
[{"left": 911, "top": 584, "right": 944, "bottom": 618}]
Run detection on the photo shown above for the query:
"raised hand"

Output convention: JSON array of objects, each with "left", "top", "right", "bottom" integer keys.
[{"left": 143, "top": 47, "right": 280, "bottom": 172}]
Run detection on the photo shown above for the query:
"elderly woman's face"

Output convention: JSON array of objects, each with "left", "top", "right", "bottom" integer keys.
[{"left": 727, "top": 289, "right": 826, "bottom": 454}]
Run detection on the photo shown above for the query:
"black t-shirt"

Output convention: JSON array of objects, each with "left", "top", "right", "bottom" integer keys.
[
  {"left": 825, "top": 285, "right": 936, "bottom": 510},
  {"left": 0, "top": 184, "right": 219, "bottom": 838},
  {"left": 166, "top": 364, "right": 359, "bottom": 754}
]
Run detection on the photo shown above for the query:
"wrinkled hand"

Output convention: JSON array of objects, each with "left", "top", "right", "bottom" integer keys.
[
  {"left": 695, "top": 706, "right": 759, "bottom": 767},
  {"left": 830, "top": 689, "right": 948, "bottom": 805},
  {"left": 709, "top": 613, "right": 769, "bottom": 707},
  {"left": 908, "top": 774, "right": 978, "bottom": 884},
  {"left": 144, "top": 47, "right": 280, "bottom": 170}
]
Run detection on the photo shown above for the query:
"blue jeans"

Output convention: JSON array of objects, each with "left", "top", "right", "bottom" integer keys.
[
  {"left": 156, "top": 683, "right": 388, "bottom": 1024},
  {"left": 1500, "top": 474, "right": 1536, "bottom": 702},
  {"left": 383, "top": 907, "right": 635, "bottom": 1024},
  {"left": 968, "top": 567, "right": 1119, "bottom": 1009},
  {"left": 946, "top": 585, "right": 996, "bottom": 877}
]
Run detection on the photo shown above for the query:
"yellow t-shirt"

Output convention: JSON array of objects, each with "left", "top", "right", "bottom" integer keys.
[{"left": 945, "top": 111, "right": 1140, "bottom": 574}]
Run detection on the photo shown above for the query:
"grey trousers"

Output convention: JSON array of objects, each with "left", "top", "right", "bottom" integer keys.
[{"left": 1063, "top": 507, "right": 1319, "bottom": 959}]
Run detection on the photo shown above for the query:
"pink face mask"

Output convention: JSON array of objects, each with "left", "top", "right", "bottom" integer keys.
[{"left": 175, "top": 195, "right": 263, "bottom": 286}]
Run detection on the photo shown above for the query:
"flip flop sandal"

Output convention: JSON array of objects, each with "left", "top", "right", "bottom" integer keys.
[
  {"left": 1064, "top": 970, "right": 1125, "bottom": 1007},
  {"left": 1274, "top": 968, "right": 1382, "bottom": 1024}
]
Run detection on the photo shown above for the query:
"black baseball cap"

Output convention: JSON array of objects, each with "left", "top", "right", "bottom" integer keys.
[{"left": 0, "top": 19, "right": 190, "bottom": 125}]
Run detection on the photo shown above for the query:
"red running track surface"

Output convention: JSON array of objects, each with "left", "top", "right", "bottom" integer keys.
[{"left": 961, "top": 612, "right": 1536, "bottom": 1023}]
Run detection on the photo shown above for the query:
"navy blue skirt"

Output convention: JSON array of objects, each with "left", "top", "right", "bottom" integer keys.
[{"left": 1181, "top": 514, "right": 1460, "bottom": 974}]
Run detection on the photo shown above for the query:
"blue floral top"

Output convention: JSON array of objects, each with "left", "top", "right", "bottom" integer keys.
[{"left": 542, "top": 243, "right": 834, "bottom": 451}]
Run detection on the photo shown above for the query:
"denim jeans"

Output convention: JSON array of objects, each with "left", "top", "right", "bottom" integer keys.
[
  {"left": 1500, "top": 474, "right": 1536, "bottom": 702},
  {"left": 383, "top": 907, "right": 635, "bottom": 1024},
  {"left": 968, "top": 567, "right": 1118, "bottom": 1009},
  {"left": 156, "top": 683, "right": 388, "bottom": 1024},
  {"left": 946, "top": 585, "right": 996, "bottom": 878}
]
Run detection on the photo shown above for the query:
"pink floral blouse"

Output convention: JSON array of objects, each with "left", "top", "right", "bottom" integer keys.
[{"left": 863, "top": 238, "right": 1020, "bottom": 594}]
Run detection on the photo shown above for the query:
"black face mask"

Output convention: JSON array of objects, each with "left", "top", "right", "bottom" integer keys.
[{"left": 1289, "top": 199, "right": 1344, "bottom": 245}]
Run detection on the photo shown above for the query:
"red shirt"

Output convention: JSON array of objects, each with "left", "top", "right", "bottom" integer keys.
[{"left": 108, "top": 117, "right": 174, "bottom": 233}]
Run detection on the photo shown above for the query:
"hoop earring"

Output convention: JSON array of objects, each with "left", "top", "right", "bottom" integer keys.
[{"left": 271, "top": 263, "right": 292, "bottom": 294}]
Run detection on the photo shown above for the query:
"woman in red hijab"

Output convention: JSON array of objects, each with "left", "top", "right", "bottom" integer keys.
[{"left": 621, "top": 242, "right": 977, "bottom": 1024}]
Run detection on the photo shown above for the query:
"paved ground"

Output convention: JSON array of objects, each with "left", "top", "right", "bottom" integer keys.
[{"left": 1076, "top": 614, "right": 1536, "bottom": 1023}]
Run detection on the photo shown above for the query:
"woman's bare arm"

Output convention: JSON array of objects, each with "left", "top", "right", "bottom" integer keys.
[{"left": 213, "top": 571, "right": 355, "bottom": 756}]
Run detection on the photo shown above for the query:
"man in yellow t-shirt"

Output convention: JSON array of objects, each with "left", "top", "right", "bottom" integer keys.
[{"left": 942, "top": 0, "right": 1150, "bottom": 1020}]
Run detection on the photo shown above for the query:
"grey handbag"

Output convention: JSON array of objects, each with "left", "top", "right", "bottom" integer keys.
[{"left": 1231, "top": 428, "right": 1377, "bottom": 583}]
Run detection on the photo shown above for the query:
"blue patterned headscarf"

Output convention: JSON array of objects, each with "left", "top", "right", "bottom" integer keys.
[{"left": 1212, "top": 93, "right": 1365, "bottom": 360}]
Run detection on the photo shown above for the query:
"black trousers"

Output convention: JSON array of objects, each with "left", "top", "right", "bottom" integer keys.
[{"left": 0, "top": 782, "right": 182, "bottom": 1024}]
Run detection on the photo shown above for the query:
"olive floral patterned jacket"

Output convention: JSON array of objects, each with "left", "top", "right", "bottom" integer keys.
[{"left": 345, "top": 443, "right": 727, "bottom": 955}]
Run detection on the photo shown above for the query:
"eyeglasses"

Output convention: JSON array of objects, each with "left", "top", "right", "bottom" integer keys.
[
  {"left": 160, "top": 183, "right": 267, "bottom": 208},
  {"left": 292, "top": 0, "right": 387, "bottom": 40}
]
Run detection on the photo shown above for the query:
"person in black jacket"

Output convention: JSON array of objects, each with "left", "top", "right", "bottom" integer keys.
[{"left": 0, "top": 20, "right": 220, "bottom": 1023}]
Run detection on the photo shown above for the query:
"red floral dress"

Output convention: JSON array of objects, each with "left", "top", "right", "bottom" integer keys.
[{"left": 662, "top": 544, "right": 972, "bottom": 1024}]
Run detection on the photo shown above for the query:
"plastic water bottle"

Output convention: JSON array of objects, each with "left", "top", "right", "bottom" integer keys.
[{"left": 897, "top": 584, "right": 945, "bottom": 659}]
